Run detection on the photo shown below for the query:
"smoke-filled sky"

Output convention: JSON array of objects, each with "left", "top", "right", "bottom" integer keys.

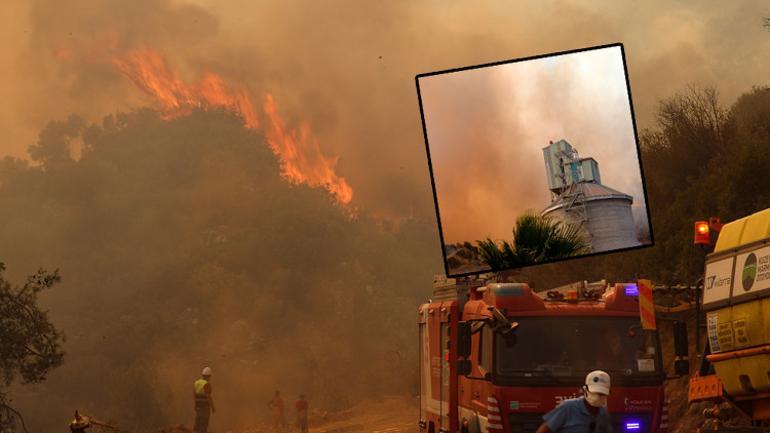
[
  {"left": 420, "top": 46, "right": 646, "bottom": 243},
  {"left": 2, "top": 1, "right": 770, "bottom": 430},
  {"left": 3, "top": 0, "right": 770, "bottom": 223}
]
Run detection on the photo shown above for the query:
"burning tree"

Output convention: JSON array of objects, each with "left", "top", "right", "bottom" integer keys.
[
  {"left": 0, "top": 262, "right": 65, "bottom": 431},
  {"left": 109, "top": 47, "right": 354, "bottom": 206}
]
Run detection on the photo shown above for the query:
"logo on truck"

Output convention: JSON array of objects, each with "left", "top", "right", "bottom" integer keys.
[
  {"left": 624, "top": 397, "right": 653, "bottom": 411},
  {"left": 555, "top": 393, "right": 580, "bottom": 406},
  {"left": 742, "top": 253, "right": 757, "bottom": 291}
]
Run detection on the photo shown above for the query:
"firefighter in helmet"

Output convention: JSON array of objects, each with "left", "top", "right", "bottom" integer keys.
[{"left": 193, "top": 366, "right": 216, "bottom": 433}]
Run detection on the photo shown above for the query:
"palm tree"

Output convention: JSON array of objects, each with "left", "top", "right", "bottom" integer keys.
[{"left": 477, "top": 211, "right": 590, "bottom": 269}]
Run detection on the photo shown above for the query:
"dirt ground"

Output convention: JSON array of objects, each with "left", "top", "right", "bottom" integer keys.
[
  {"left": 158, "top": 395, "right": 419, "bottom": 433},
  {"left": 307, "top": 396, "right": 418, "bottom": 433}
]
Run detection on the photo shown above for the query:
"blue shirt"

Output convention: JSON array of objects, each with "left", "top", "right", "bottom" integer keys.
[{"left": 542, "top": 398, "right": 612, "bottom": 433}]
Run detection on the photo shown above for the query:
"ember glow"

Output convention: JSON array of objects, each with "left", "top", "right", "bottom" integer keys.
[{"left": 110, "top": 47, "right": 352, "bottom": 204}]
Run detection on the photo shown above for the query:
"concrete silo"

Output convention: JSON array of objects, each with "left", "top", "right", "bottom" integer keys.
[{"left": 541, "top": 139, "right": 641, "bottom": 253}]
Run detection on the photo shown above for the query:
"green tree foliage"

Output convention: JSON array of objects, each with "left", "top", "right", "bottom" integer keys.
[
  {"left": 477, "top": 212, "right": 589, "bottom": 269},
  {"left": 0, "top": 263, "right": 64, "bottom": 410}
]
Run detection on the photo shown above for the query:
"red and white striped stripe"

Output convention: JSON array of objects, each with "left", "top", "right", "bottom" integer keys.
[
  {"left": 659, "top": 399, "right": 670, "bottom": 433},
  {"left": 487, "top": 396, "right": 503, "bottom": 431}
]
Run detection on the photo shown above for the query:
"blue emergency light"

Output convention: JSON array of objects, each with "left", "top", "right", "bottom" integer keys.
[
  {"left": 625, "top": 421, "right": 641, "bottom": 431},
  {"left": 624, "top": 284, "right": 639, "bottom": 297}
]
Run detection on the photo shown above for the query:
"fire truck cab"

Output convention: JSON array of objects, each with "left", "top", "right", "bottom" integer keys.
[{"left": 419, "top": 275, "right": 667, "bottom": 433}]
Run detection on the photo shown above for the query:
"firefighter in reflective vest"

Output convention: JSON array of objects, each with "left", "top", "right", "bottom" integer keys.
[{"left": 193, "top": 366, "right": 216, "bottom": 433}]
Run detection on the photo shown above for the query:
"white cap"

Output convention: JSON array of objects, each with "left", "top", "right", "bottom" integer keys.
[
  {"left": 585, "top": 370, "right": 610, "bottom": 395},
  {"left": 202, "top": 366, "right": 212, "bottom": 376}
]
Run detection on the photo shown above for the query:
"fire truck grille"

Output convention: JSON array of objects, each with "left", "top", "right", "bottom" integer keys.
[{"left": 506, "top": 413, "right": 545, "bottom": 433}]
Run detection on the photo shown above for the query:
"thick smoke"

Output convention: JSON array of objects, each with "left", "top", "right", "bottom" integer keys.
[
  {"left": 3, "top": 0, "right": 770, "bottom": 430},
  {"left": 1, "top": 110, "right": 440, "bottom": 431},
  {"left": 5, "top": 0, "right": 770, "bottom": 222}
]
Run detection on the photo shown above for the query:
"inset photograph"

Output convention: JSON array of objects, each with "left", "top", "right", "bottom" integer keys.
[{"left": 417, "top": 44, "right": 653, "bottom": 277}]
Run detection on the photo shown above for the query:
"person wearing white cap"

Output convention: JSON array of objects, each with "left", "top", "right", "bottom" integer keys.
[
  {"left": 535, "top": 370, "right": 613, "bottom": 433},
  {"left": 193, "top": 366, "right": 216, "bottom": 433}
]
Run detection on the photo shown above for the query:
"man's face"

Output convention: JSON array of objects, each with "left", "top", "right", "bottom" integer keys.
[{"left": 585, "top": 389, "right": 608, "bottom": 407}]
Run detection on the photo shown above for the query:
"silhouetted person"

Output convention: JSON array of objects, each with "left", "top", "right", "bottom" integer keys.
[
  {"left": 295, "top": 394, "right": 309, "bottom": 433},
  {"left": 268, "top": 390, "right": 286, "bottom": 433}
]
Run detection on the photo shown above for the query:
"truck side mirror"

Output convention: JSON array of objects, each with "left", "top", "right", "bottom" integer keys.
[
  {"left": 457, "top": 359, "right": 472, "bottom": 376},
  {"left": 457, "top": 321, "right": 472, "bottom": 358},
  {"left": 673, "top": 321, "right": 689, "bottom": 375}
]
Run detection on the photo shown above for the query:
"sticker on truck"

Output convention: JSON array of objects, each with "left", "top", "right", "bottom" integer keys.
[
  {"left": 707, "top": 312, "right": 720, "bottom": 353},
  {"left": 703, "top": 257, "right": 734, "bottom": 307},
  {"left": 637, "top": 358, "right": 655, "bottom": 372},
  {"left": 716, "top": 321, "right": 734, "bottom": 352},
  {"left": 733, "top": 245, "right": 770, "bottom": 300},
  {"left": 733, "top": 317, "right": 749, "bottom": 346}
]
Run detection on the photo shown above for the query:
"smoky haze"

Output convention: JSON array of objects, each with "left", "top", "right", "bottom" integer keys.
[
  {"left": 2, "top": 0, "right": 770, "bottom": 430},
  {"left": 0, "top": 110, "right": 441, "bottom": 431},
  {"left": 4, "top": 0, "right": 770, "bottom": 222},
  {"left": 420, "top": 46, "right": 648, "bottom": 244}
]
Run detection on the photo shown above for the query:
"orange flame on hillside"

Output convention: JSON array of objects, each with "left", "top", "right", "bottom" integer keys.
[
  {"left": 263, "top": 94, "right": 353, "bottom": 205},
  {"left": 109, "top": 47, "right": 352, "bottom": 205},
  {"left": 112, "top": 48, "right": 259, "bottom": 129}
]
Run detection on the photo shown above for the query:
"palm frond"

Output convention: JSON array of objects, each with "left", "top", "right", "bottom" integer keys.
[
  {"left": 476, "top": 237, "right": 508, "bottom": 270},
  {"left": 476, "top": 211, "right": 590, "bottom": 269}
]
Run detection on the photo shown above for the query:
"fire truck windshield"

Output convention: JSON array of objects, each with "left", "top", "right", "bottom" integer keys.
[{"left": 494, "top": 316, "right": 662, "bottom": 386}]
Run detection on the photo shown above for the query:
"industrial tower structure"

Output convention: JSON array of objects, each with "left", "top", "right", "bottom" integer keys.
[{"left": 541, "top": 139, "right": 640, "bottom": 253}]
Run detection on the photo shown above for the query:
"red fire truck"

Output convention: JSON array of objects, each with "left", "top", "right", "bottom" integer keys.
[{"left": 418, "top": 275, "right": 669, "bottom": 433}]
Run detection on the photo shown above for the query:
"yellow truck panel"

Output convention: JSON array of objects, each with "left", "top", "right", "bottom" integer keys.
[
  {"left": 699, "top": 208, "right": 770, "bottom": 420},
  {"left": 714, "top": 208, "right": 770, "bottom": 252},
  {"left": 714, "top": 217, "right": 748, "bottom": 253},
  {"left": 709, "top": 346, "right": 770, "bottom": 396},
  {"left": 706, "top": 299, "right": 770, "bottom": 353}
]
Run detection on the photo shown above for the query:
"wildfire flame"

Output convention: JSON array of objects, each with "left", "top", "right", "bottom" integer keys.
[
  {"left": 111, "top": 48, "right": 259, "bottom": 129},
  {"left": 109, "top": 47, "right": 352, "bottom": 204},
  {"left": 263, "top": 94, "right": 353, "bottom": 205}
]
